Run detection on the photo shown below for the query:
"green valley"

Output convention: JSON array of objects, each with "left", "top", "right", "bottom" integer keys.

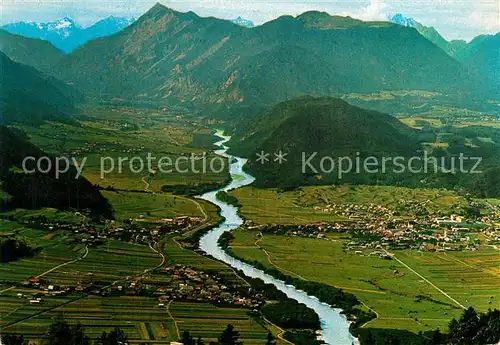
[{"left": 0, "top": 2, "right": 499, "bottom": 345}]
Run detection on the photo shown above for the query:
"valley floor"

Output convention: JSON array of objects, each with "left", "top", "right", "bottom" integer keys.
[{"left": 230, "top": 230, "right": 500, "bottom": 332}]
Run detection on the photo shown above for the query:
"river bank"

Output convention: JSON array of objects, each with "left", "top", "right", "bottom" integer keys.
[{"left": 197, "top": 131, "right": 360, "bottom": 345}]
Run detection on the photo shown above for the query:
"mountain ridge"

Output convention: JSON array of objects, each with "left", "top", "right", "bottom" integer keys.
[
  {"left": 0, "top": 52, "right": 82, "bottom": 124},
  {"left": 230, "top": 96, "right": 421, "bottom": 188},
  {"left": 46, "top": 3, "right": 488, "bottom": 110},
  {"left": 0, "top": 29, "right": 64, "bottom": 72},
  {"left": 231, "top": 16, "right": 254, "bottom": 28}
]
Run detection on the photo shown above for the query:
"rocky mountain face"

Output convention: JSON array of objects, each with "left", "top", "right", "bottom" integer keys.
[{"left": 47, "top": 4, "right": 485, "bottom": 109}]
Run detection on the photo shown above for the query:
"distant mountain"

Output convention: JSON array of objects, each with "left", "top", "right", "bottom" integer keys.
[
  {"left": 231, "top": 16, "right": 254, "bottom": 28},
  {"left": 387, "top": 13, "right": 467, "bottom": 57},
  {"left": 2, "top": 16, "right": 135, "bottom": 53},
  {"left": 297, "top": 11, "right": 393, "bottom": 29},
  {"left": 462, "top": 34, "right": 500, "bottom": 94},
  {"left": 0, "top": 29, "right": 63, "bottom": 72},
  {"left": 230, "top": 96, "right": 420, "bottom": 188},
  {"left": 0, "top": 126, "right": 113, "bottom": 218},
  {"left": 387, "top": 14, "right": 498, "bottom": 92},
  {"left": 456, "top": 34, "right": 498, "bottom": 61},
  {"left": 0, "top": 52, "right": 82, "bottom": 124},
  {"left": 51, "top": 4, "right": 484, "bottom": 109}
]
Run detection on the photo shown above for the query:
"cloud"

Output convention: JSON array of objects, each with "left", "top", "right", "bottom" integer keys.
[{"left": 356, "top": 0, "right": 388, "bottom": 20}]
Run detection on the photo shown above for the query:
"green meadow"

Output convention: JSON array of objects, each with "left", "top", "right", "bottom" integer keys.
[
  {"left": 229, "top": 185, "right": 468, "bottom": 224},
  {"left": 229, "top": 230, "right": 500, "bottom": 333},
  {"left": 102, "top": 191, "right": 211, "bottom": 221}
]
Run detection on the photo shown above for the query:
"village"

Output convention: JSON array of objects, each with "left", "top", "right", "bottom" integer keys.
[
  {"left": 14, "top": 213, "right": 203, "bottom": 246},
  {"left": 22, "top": 264, "right": 264, "bottom": 310},
  {"left": 74, "top": 216, "right": 204, "bottom": 245},
  {"left": 242, "top": 199, "right": 500, "bottom": 254}
]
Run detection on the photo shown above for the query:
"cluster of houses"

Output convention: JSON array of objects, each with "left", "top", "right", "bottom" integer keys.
[
  {"left": 24, "top": 264, "right": 264, "bottom": 310},
  {"left": 25, "top": 277, "right": 93, "bottom": 299},
  {"left": 68, "top": 140, "right": 144, "bottom": 156},
  {"left": 72, "top": 216, "right": 203, "bottom": 245},
  {"left": 244, "top": 199, "right": 499, "bottom": 254},
  {"left": 153, "top": 265, "right": 263, "bottom": 308}
]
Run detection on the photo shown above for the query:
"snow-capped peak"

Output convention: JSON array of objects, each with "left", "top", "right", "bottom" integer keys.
[
  {"left": 47, "top": 17, "right": 77, "bottom": 30},
  {"left": 231, "top": 16, "right": 255, "bottom": 28},
  {"left": 2, "top": 16, "right": 134, "bottom": 52},
  {"left": 388, "top": 13, "right": 417, "bottom": 27}
]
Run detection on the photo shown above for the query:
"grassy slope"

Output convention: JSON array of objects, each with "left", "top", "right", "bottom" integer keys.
[{"left": 0, "top": 29, "right": 63, "bottom": 73}]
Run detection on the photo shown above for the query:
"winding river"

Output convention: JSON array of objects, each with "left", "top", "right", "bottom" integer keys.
[{"left": 198, "top": 131, "right": 358, "bottom": 345}]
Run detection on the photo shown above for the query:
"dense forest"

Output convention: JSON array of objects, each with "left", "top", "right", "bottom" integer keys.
[
  {"left": 216, "top": 191, "right": 242, "bottom": 208},
  {"left": 0, "top": 126, "right": 113, "bottom": 219},
  {"left": 0, "top": 237, "right": 37, "bottom": 263}
]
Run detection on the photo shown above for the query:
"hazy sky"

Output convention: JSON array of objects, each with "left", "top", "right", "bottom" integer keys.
[{"left": 1, "top": 0, "right": 499, "bottom": 41}]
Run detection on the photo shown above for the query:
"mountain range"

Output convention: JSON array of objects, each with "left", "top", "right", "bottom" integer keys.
[
  {"left": 388, "top": 13, "right": 467, "bottom": 58},
  {"left": 0, "top": 4, "right": 497, "bottom": 116},
  {"left": 2, "top": 16, "right": 135, "bottom": 53},
  {"left": 34, "top": 4, "right": 489, "bottom": 111},
  {"left": 388, "top": 13, "right": 499, "bottom": 94}
]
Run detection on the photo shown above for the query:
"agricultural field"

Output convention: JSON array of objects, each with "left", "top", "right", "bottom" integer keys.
[
  {"left": 43, "top": 240, "right": 162, "bottom": 285},
  {"left": 229, "top": 229, "right": 500, "bottom": 332},
  {"left": 3, "top": 208, "right": 85, "bottom": 225},
  {"left": 0, "top": 293, "right": 277, "bottom": 344},
  {"left": 229, "top": 185, "right": 468, "bottom": 224},
  {"left": 15, "top": 105, "right": 229, "bottom": 193},
  {"left": 0, "top": 225, "right": 84, "bottom": 283},
  {"left": 0, "top": 211, "right": 162, "bottom": 285},
  {"left": 170, "top": 302, "right": 278, "bottom": 344},
  {"left": 399, "top": 114, "right": 500, "bottom": 130},
  {"left": 102, "top": 190, "right": 213, "bottom": 222},
  {"left": 0, "top": 202, "right": 279, "bottom": 344}
]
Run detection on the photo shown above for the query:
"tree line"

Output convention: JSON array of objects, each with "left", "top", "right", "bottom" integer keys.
[
  {"left": 357, "top": 307, "right": 500, "bottom": 345},
  {"left": 0, "top": 237, "right": 37, "bottom": 263}
]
